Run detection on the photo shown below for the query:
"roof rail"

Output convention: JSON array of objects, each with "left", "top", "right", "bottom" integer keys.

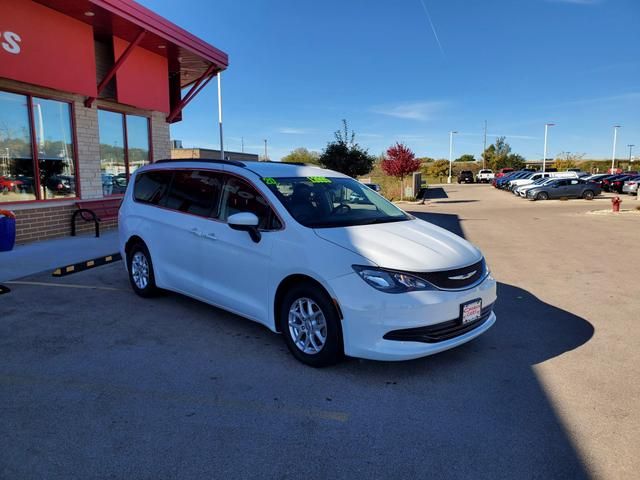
[
  {"left": 262, "top": 160, "right": 309, "bottom": 166},
  {"left": 154, "top": 158, "right": 246, "bottom": 167}
]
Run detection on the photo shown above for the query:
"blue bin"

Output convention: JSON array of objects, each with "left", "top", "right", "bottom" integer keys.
[{"left": 0, "top": 215, "right": 16, "bottom": 252}]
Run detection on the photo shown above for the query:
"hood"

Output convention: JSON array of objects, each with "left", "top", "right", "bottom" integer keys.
[{"left": 314, "top": 218, "right": 482, "bottom": 272}]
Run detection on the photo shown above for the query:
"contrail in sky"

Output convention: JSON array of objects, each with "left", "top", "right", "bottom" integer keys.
[{"left": 419, "top": 0, "right": 445, "bottom": 58}]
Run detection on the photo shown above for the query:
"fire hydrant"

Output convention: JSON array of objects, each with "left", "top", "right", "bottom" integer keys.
[{"left": 611, "top": 196, "right": 622, "bottom": 213}]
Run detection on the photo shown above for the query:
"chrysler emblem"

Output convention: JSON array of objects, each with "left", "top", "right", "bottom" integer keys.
[{"left": 448, "top": 270, "right": 476, "bottom": 281}]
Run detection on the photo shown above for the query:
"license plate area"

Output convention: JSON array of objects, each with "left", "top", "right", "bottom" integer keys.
[{"left": 460, "top": 298, "right": 482, "bottom": 325}]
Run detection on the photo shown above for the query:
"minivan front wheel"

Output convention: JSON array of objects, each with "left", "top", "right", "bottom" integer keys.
[
  {"left": 127, "top": 243, "right": 159, "bottom": 298},
  {"left": 280, "top": 285, "right": 343, "bottom": 367}
]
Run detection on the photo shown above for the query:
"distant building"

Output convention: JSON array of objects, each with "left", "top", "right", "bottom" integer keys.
[{"left": 171, "top": 146, "right": 259, "bottom": 163}]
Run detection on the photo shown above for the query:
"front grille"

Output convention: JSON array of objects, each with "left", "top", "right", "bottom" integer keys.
[
  {"left": 383, "top": 303, "right": 494, "bottom": 343},
  {"left": 414, "top": 259, "right": 486, "bottom": 290}
]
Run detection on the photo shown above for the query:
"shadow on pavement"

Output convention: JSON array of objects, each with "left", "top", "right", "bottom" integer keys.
[
  {"left": 432, "top": 199, "right": 479, "bottom": 204},
  {"left": 0, "top": 212, "right": 595, "bottom": 479},
  {"left": 423, "top": 187, "right": 449, "bottom": 199}
]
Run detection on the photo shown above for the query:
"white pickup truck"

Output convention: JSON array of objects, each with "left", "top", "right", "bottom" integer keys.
[{"left": 476, "top": 169, "right": 495, "bottom": 183}]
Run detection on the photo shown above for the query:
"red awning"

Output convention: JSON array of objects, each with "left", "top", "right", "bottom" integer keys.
[{"left": 34, "top": 0, "right": 228, "bottom": 88}]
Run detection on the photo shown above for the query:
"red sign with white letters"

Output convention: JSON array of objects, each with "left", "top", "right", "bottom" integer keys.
[{"left": 0, "top": 0, "right": 96, "bottom": 97}]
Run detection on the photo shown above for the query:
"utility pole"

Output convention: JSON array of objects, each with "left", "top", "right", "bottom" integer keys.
[
  {"left": 483, "top": 120, "right": 487, "bottom": 169},
  {"left": 241, "top": 137, "right": 244, "bottom": 153},
  {"left": 263, "top": 139, "right": 268, "bottom": 161},
  {"left": 628, "top": 144, "right": 634, "bottom": 171}
]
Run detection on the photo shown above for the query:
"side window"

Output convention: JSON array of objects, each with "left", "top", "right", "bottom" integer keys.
[
  {"left": 556, "top": 180, "right": 568, "bottom": 186},
  {"left": 571, "top": 180, "right": 579, "bottom": 185},
  {"left": 165, "top": 170, "right": 223, "bottom": 216},
  {"left": 134, "top": 170, "right": 172, "bottom": 205},
  {"left": 220, "top": 176, "right": 280, "bottom": 230}
]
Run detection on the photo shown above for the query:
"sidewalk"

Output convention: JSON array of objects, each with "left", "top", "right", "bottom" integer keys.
[{"left": 0, "top": 230, "right": 119, "bottom": 282}]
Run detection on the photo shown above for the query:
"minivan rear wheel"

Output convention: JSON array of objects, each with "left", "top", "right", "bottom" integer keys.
[
  {"left": 279, "top": 284, "right": 343, "bottom": 367},
  {"left": 127, "top": 242, "right": 159, "bottom": 298},
  {"left": 583, "top": 190, "right": 595, "bottom": 200}
]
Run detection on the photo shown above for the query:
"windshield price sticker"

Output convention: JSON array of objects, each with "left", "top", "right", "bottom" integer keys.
[
  {"left": 308, "top": 176, "right": 332, "bottom": 184},
  {"left": 262, "top": 177, "right": 278, "bottom": 185}
]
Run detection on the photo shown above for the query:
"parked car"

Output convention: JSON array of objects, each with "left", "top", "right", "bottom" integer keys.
[
  {"left": 457, "top": 170, "right": 474, "bottom": 184},
  {"left": 45, "top": 175, "right": 75, "bottom": 195},
  {"left": 476, "top": 169, "right": 494, "bottom": 183},
  {"left": 608, "top": 175, "right": 639, "bottom": 194},
  {"left": 602, "top": 174, "right": 631, "bottom": 192},
  {"left": 515, "top": 177, "right": 556, "bottom": 197},
  {"left": 494, "top": 168, "right": 515, "bottom": 180},
  {"left": 622, "top": 177, "right": 639, "bottom": 195},
  {"left": 496, "top": 171, "right": 531, "bottom": 189},
  {"left": 582, "top": 173, "right": 609, "bottom": 183},
  {"left": 0, "top": 176, "right": 23, "bottom": 192},
  {"left": 363, "top": 183, "right": 381, "bottom": 192},
  {"left": 526, "top": 178, "right": 601, "bottom": 201},
  {"left": 119, "top": 160, "right": 497, "bottom": 366}
]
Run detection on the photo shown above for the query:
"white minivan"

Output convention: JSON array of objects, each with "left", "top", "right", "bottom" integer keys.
[{"left": 119, "top": 160, "right": 497, "bottom": 366}]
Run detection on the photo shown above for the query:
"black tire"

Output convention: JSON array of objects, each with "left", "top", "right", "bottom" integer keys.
[
  {"left": 279, "top": 283, "right": 344, "bottom": 367},
  {"left": 583, "top": 190, "right": 595, "bottom": 200},
  {"left": 536, "top": 192, "right": 549, "bottom": 201},
  {"left": 126, "top": 242, "right": 159, "bottom": 298}
]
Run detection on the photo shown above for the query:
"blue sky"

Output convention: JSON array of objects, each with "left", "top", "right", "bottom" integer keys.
[{"left": 141, "top": 0, "right": 640, "bottom": 161}]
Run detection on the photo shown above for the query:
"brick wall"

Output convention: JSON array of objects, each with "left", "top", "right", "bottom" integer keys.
[{"left": 14, "top": 204, "right": 118, "bottom": 245}]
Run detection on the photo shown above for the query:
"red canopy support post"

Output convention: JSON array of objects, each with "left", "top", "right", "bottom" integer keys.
[
  {"left": 166, "top": 64, "right": 217, "bottom": 123},
  {"left": 85, "top": 29, "right": 147, "bottom": 108}
]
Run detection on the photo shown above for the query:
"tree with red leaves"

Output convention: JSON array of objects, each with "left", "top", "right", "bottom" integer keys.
[{"left": 381, "top": 142, "right": 422, "bottom": 200}]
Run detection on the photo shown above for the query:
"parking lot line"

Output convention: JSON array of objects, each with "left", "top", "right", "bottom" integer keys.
[
  {"left": 0, "top": 373, "right": 350, "bottom": 423},
  {"left": 5, "top": 280, "right": 124, "bottom": 292}
]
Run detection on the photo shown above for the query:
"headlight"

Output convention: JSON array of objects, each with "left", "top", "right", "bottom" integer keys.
[{"left": 352, "top": 265, "right": 435, "bottom": 293}]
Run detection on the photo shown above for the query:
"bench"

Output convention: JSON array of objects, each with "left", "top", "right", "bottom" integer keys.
[{"left": 71, "top": 198, "right": 122, "bottom": 237}]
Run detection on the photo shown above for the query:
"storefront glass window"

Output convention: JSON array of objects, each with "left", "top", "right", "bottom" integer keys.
[
  {"left": 0, "top": 91, "right": 36, "bottom": 202},
  {"left": 98, "top": 110, "right": 151, "bottom": 196},
  {"left": 98, "top": 110, "right": 127, "bottom": 196},
  {"left": 126, "top": 115, "right": 150, "bottom": 177},
  {"left": 33, "top": 97, "right": 76, "bottom": 199}
]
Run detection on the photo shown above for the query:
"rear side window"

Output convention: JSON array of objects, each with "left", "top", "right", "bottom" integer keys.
[
  {"left": 134, "top": 170, "right": 172, "bottom": 205},
  {"left": 165, "top": 170, "right": 223, "bottom": 216}
]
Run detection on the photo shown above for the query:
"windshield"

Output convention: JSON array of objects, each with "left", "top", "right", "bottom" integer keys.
[{"left": 262, "top": 176, "right": 411, "bottom": 228}]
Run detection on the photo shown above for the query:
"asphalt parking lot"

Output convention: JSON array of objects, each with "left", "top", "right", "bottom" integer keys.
[{"left": 1, "top": 185, "right": 638, "bottom": 479}]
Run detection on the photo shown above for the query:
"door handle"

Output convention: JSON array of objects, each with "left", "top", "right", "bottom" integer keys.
[
  {"left": 190, "top": 228, "right": 203, "bottom": 237},
  {"left": 204, "top": 232, "right": 217, "bottom": 241}
]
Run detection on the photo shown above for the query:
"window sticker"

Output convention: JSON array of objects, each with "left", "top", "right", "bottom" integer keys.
[
  {"left": 307, "top": 176, "right": 332, "bottom": 184},
  {"left": 262, "top": 177, "right": 278, "bottom": 185}
]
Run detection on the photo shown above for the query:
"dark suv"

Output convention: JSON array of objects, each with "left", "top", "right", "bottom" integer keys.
[{"left": 457, "top": 171, "right": 474, "bottom": 184}]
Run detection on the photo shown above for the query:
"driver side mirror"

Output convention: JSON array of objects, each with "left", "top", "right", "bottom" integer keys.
[{"left": 228, "top": 212, "right": 261, "bottom": 243}]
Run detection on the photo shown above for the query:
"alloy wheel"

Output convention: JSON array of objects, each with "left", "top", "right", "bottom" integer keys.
[
  {"left": 131, "top": 251, "right": 150, "bottom": 290},
  {"left": 288, "top": 297, "right": 328, "bottom": 354}
]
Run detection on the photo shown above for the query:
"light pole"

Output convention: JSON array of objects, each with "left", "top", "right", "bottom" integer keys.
[
  {"left": 217, "top": 72, "right": 224, "bottom": 160},
  {"left": 627, "top": 144, "right": 634, "bottom": 171},
  {"left": 448, "top": 130, "right": 457, "bottom": 183},
  {"left": 611, "top": 125, "right": 621, "bottom": 173},
  {"left": 543, "top": 123, "right": 555, "bottom": 173},
  {"left": 263, "top": 139, "right": 268, "bottom": 161}
]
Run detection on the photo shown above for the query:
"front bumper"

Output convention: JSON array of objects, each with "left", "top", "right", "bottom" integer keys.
[{"left": 330, "top": 272, "right": 497, "bottom": 361}]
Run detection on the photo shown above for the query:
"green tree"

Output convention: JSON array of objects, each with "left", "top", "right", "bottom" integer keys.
[
  {"left": 483, "top": 137, "right": 525, "bottom": 170},
  {"left": 425, "top": 159, "right": 450, "bottom": 178},
  {"left": 281, "top": 147, "right": 320, "bottom": 165},
  {"left": 455, "top": 154, "right": 476, "bottom": 162},
  {"left": 318, "top": 120, "right": 375, "bottom": 177}
]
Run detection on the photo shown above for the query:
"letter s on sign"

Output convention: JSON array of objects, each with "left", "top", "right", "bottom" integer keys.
[{"left": 2, "top": 32, "right": 22, "bottom": 55}]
